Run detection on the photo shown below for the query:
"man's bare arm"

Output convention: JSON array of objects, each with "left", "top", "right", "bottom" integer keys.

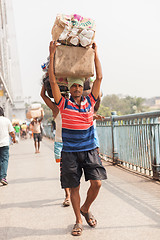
[
  {"left": 40, "top": 84, "right": 59, "bottom": 118},
  {"left": 91, "top": 43, "right": 103, "bottom": 100},
  {"left": 48, "top": 41, "right": 62, "bottom": 104}
]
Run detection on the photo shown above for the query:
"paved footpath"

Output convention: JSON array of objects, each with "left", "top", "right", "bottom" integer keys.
[{"left": 0, "top": 137, "right": 160, "bottom": 240}]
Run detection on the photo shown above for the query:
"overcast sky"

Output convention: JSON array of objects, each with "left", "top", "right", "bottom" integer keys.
[{"left": 12, "top": 0, "right": 160, "bottom": 102}]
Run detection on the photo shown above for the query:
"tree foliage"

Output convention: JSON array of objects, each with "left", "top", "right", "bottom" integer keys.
[
  {"left": 97, "top": 105, "right": 111, "bottom": 117},
  {"left": 100, "top": 94, "right": 149, "bottom": 116}
]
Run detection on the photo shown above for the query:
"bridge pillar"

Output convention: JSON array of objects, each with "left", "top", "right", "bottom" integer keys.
[
  {"left": 152, "top": 117, "right": 160, "bottom": 180},
  {"left": 111, "top": 111, "right": 118, "bottom": 165}
]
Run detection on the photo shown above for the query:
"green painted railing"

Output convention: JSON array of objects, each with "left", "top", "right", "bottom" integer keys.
[{"left": 96, "top": 111, "right": 160, "bottom": 180}]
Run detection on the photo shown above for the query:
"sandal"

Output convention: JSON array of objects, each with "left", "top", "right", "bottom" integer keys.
[
  {"left": 71, "top": 223, "right": 83, "bottom": 236},
  {"left": 63, "top": 199, "right": 70, "bottom": 207},
  {"left": 80, "top": 210, "right": 97, "bottom": 228}
]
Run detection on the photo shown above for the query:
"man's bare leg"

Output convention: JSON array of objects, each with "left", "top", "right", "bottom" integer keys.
[
  {"left": 70, "top": 185, "right": 82, "bottom": 224},
  {"left": 37, "top": 141, "right": 40, "bottom": 153},
  {"left": 70, "top": 185, "right": 83, "bottom": 236},
  {"left": 63, "top": 188, "right": 70, "bottom": 206},
  {"left": 80, "top": 180, "right": 101, "bottom": 226},
  {"left": 65, "top": 188, "right": 70, "bottom": 200},
  {"left": 34, "top": 141, "right": 38, "bottom": 153}
]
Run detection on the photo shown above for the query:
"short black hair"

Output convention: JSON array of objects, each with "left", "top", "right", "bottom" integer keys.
[{"left": 0, "top": 107, "right": 4, "bottom": 116}]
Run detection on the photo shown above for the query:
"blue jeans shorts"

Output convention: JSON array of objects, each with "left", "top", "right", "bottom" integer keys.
[{"left": 33, "top": 133, "right": 42, "bottom": 142}]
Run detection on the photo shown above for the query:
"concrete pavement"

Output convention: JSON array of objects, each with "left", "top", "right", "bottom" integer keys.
[{"left": 0, "top": 137, "right": 160, "bottom": 240}]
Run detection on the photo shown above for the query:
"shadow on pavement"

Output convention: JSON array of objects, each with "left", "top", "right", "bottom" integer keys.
[
  {"left": 8, "top": 177, "right": 59, "bottom": 184},
  {"left": 0, "top": 198, "right": 63, "bottom": 209},
  {"left": 0, "top": 226, "right": 69, "bottom": 239}
]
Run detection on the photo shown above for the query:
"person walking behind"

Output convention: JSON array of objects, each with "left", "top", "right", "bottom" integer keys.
[
  {"left": 28, "top": 122, "right": 33, "bottom": 139},
  {"left": 31, "top": 116, "right": 43, "bottom": 153},
  {"left": 14, "top": 123, "right": 20, "bottom": 143},
  {"left": 41, "top": 83, "right": 70, "bottom": 207},
  {"left": 48, "top": 41, "right": 107, "bottom": 236},
  {"left": 0, "top": 107, "right": 16, "bottom": 185},
  {"left": 20, "top": 122, "right": 28, "bottom": 139}
]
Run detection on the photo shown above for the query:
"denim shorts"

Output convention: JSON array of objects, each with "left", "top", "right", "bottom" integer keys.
[
  {"left": 60, "top": 148, "right": 107, "bottom": 189},
  {"left": 0, "top": 146, "right": 9, "bottom": 179},
  {"left": 33, "top": 133, "right": 42, "bottom": 142}
]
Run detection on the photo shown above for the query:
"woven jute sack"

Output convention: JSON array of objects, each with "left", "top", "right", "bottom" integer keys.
[{"left": 54, "top": 45, "right": 94, "bottom": 78}]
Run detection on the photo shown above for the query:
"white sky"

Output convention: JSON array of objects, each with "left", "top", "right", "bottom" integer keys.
[{"left": 12, "top": 0, "right": 160, "bottom": 102}]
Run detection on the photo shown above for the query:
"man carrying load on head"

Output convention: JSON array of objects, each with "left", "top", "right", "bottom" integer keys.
[{"left": 48, "top": 41, "right": 107, "bottom": 236}]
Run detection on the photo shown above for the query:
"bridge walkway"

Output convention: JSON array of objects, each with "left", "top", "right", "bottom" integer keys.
[{"left": 0, "top": 137, "right": 160, "bottom": 240}]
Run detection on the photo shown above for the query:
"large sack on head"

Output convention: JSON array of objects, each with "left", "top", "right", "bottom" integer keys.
[
  {"left": 51, "top": 14, "right": 95, "bottom": 47},
  {"left": 30, "top": 103, "right": 41, "bottom": 110},
  {"left": 51, "top": 14, "right": 72, "bottom": 41},
  {"left": 26, "top": 107, "right": 44, "bottom": 119},
  {"left": 12, "top": 119, "right": 19, "bottom": 125},
  {"left": 54, "top": 45, "right": 94, "bottom": 78}
]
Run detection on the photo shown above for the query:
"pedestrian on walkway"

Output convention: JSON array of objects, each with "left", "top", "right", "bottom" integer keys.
[
  {"left": 31, "top": 116, "right": 43, "bottom": 153},
  {"left": 28, "top": 122, "right": 33, "bottom": 139},
  {"left": 20, "top": 122, "right": 28, "bottom": 139},
  {"left": 0, "top": 107, "right": 16, "bottom": 185},
  {"left": 41, "top": 83, "right": 71, "bottom": 207},
  {"left": 14, "top": 123, "right": 20, "bottom": 143},
  {"left": 48, "top": 41, "right": 107, "bottom": 236}
]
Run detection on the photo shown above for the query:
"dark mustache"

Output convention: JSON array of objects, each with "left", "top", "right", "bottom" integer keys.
[{"left": 74, "top": 90, "right": 81, "bottom": 94}]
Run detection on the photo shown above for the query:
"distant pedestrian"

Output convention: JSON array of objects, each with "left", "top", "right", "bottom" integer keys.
[
  {"left": 0, "top": 107, "right": 16, "bottom": 185},
  {"left": 20, "top": 122, "right": 27, "bottom": 139},
  {"left": 31, "top": 115, "right": 43, "bottom": 153},
  {"left": 29, "top": 123, "right": 33, "bottom": 139},
  {"left": 14, "top": 123, "right": 20, "bottom": 142}
]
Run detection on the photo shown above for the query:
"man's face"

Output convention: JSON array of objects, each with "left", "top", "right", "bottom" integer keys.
[{"left": 70, "top": 84, "right": 83, "bottom": 98}]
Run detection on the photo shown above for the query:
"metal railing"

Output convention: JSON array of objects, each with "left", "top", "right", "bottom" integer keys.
[
  {"left": 42, "top": 111, "right": 160, "bottom": 180},
  {"left": 96, "top": 111, "right": 160, "bottom": 180}
]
